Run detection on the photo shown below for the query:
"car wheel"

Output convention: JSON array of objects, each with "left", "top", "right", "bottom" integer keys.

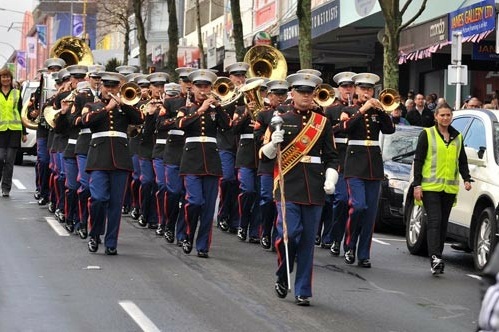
[
  {"left": 473, "top": 207, "right": 496, "bottom": 271},
  {"left": 405, "top": 198, "right": 428, "bottom": 256},
  {"left": 14, "top": 150, "right": 23, "bottom": 165}
]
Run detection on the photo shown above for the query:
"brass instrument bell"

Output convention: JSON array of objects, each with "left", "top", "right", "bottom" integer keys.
[
  {"left": 243, "top": 45, "right": 287, "bottom": 80},
  {"left": 120, "top": 82, "right": 142, "bottom": 106},
  {"left": 378, "top": 88, "right": 400, "bottom": 112},
  {"left": 313, "top": 84, "right": 336, "bottom": 108},
  {"left": 239, "top": 78, "right": 265, "bottom": 119},
  {"left": 49, "top": 36, "right": 94, "bottom": 66}
]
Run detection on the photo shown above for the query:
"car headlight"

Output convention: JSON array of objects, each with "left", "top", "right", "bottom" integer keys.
[{"left": 388, "top": 179, "right": 409, "bottom": 194}]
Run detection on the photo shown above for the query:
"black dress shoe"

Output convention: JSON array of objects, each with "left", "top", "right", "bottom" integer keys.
[
  {"left": 274, "top": 279, "right": 288, "bottom": 299},
  {"left": 218, "top": 218, "right": 229, "bottom": 232},
  {"left": 164, "top": 230, "right": 175, "bottom": 243},
  {"left": 48, "top": 202, "right": 56, "bottom": 213},
  {"left": 34, "top": 191, "right": 41, "bottom": 200},
  {"left": 237, "top": 228, "right": 247, "bottom": 241},
  {"left": 295, "top": 296, "right": 310, "bottom": 306},
  {"left": 182, "top": 240, "right": 193, "bottom": 254},
  {"left": 197, "top": 251, "right": 209, "bottom": 258},
  {"left": 130, "top": 207, "right": 140, "bottom": 220},
  {"left": 330, "top": 241, "right": 340, "bottom": 256},
  {"left": 55, "top": 209, "right": 65, "bottom": 223},
  {"left": 77, "top": 227, "right": 88, "bottom": 239},
  {"left": 105, "top": 247, "right": 118, "bottom": 255},
  {"left": 344, "top": 249, "right": 355, "bottom": 264},
  {"left": 357, "top": 259, "right": 371, "bottom": 268},
  {"left": 148, "top": 223, "right": 158, "bottom": 230},
  {"left": 248, "top": 236, "right": 260, "bottom": 244},
  {"left": 315, "top": 235, "right": 321, "bottom": 246},
  {"left": 37, "top": 197, "right": 48, "bottom": 206},
  {"left": 88, "top": 237, "right": 99, "bottom": 253},
  {"left": 65, "top": 220, "right": 74, "bottom": 233},
  {"left": 228, "top": 227, "right": 238, "bottom": 234},
  {"left": 137, "top": 215, "right": 147, "bottom": 227},
  {"left": 261, "top": 236, "right": 271, "bottom": 250},
  {"left": 155, "top": 225, "right": 165, "bottom": 236},
  {"left": 321, "top": 242, "right": 332, "bottom": 249},
  {"left": 122, "top": 206, "right": 130, "bottom": 215}
]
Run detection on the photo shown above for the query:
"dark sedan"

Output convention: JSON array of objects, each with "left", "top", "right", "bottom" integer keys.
[{"left": 376, "top": 125, "right": 423, "bottom": 229}]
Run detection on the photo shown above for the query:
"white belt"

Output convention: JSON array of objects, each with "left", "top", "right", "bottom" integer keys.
[
  {"left": 348, "top": 140, "right": 379, "bottom": 147},
  {"left": 240, "top": 133, "right": 254, "bottom": 139},
  {"left": 185, "top": 136, "right": 217, "bottom": 144},
  {"left": 168, "top": 129, "right": 184, "bottom": 136},
  {"left": 67, "top": 139, "right": 77, "bottom": 145},
  {"left": 300, "top": 156, "right": 322, "bottom": 164},
  {"left": 156, "top": 139, "right": 167, "bottom": 144},
  {"left": 79, "top": 128, "right": 91, "bottom": 134},
  {"left": 334, "top": 137, "right": 348, "bottom": 144},
  {"left": 91, "top": 131, "right": 127, "bottom": 139}
]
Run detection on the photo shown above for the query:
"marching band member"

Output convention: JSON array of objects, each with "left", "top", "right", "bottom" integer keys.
[
  {"left": 30, "top": 58, "right": 66, "bottom": 205},
  {"left": 116, "top": 65, "right": 138, "bottom": 76},
  {"left": 138, "top": 72, "right": 170, "bottom": 229},
  {"left": 217, "top": 62, "right": 249, "bottom": 233},
  {"left": 73, "top": 64, "right": 105, "bottom": 238},
  {"left": 176, "top": 69, "right": 231, "bottom": 258},
  {"left": 261, "top": 72, "right": 338, "bottom": 306},
  {"left": 254, "top": 79, "right": 290, "bottom": 250},
  {"left": 128, "top": 75, "right": 151, "bottom": 220},
  {"left": 47, "top": 69, "right": 70, "bottom": 214},
  {"left": 57, "top": 65, "right": 89, "bottom": 233},
  {"left": 232, "top": 77, "right": 264, "bottom": 243},
  {"left": 325, "top": 71, "right": 357, "bottom": 255},
  {"left": 160, "top": 67, "right": 193, "bottom": 244},
  {"left": 341, "top": 73, "right": 395, "bottom": 268},
  {"left": 152, "top": 82, "right": 180, "bottom": 236},
  {"left": 83, "top": 72, "right": 144, "bottom": 255}
]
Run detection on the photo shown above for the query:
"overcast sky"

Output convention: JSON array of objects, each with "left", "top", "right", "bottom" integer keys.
[{"left": 0, "top": 1, "right": 38, "bottom": 67}]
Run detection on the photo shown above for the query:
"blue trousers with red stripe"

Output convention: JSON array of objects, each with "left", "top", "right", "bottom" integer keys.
[
  {"left": 88, "top": 170, "right": 129, "bottom": 249},
  {"left": 275, "top": 202, "right": 322, "bottom": 298},
  {"left": 153, "top": 158, "right": 166, "bottom": 226},
  {"left": 165, "top": 164, "right": 185, "bottom": 242},
  {"left": 344, "top": 178, "right": 381, "bottom": 261},
  {"left": 237, "top": 167, "right": 259, "bottom": 237},
  {"left": 330, "top": 173, "right": 349, "bottom": 247},
  {"left": 139, "top": 158, "right": 157, "bottom": 225},
  {"left": 63, "top": 157, "right": 79, "bottom": 223},
  {"left": 183, "top": 175, "right": 219, "bottom": 253},
  {"left": 36, "top": 137, "right": 50, "bottom": 200},
  {"left": 76, "top": 154, "right": 90, "bottom": 229}
]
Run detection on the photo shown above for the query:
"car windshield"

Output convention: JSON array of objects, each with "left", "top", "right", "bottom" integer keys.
[
  {"left": 494, "top": 122, "right": 499, "bottom": 165},
  {"left": 382, "top": 127, "right": 422, "bottom": 164}
]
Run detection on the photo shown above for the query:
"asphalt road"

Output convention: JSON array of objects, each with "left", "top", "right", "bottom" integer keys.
[{"left": 0, "top": 158, "right": 483, "bottom": 332}]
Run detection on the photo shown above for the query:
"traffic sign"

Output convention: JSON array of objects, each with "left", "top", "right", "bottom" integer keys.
[{"left": 448, "top": 65, "right": 468, "bottom": 85}]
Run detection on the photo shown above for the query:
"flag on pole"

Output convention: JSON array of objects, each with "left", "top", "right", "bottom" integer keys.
[
  {"left": 73, "top": 14, "right": 84, "bottom": 38},
  {"left": 16, "top": 51, "right": 26, "bottom": 69},
  {"left": 27, "top": 37, "right": 37, "bottom": 59},
  {"left": 36, "top": 25, "right": 47, "bottom": 48}
]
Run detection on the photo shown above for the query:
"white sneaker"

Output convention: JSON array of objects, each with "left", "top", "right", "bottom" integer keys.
[{"left": 431, "top": 255, "right": 444, "bottom": 275}]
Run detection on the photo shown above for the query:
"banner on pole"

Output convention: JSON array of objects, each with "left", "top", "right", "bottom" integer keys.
[
  {"left": 36, "top": 25, "right": 47, "bottom": 48},
  {"left": 27, "top": 37, "right": 37, "bottom": 59}
]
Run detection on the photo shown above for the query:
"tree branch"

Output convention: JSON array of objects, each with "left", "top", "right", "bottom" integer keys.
[{"left": 398, "top": 0, "right": 428, "bottom": 33}]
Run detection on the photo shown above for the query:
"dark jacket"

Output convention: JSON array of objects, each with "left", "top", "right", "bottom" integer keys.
[
  {"left": 406, "top": 107, "right": 434, "bottom": 127},
  {"left": 161, "top": 96, "right": 187, "bottom": 166}
]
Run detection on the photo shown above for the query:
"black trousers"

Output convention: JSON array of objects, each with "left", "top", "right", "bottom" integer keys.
[{"left": 422, "top": 190, "right": 456, "bottom": 259}]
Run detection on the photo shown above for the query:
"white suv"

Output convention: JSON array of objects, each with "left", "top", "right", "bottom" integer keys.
[{"left": 405, "top": 109, "right": 499, "bottom": 271}]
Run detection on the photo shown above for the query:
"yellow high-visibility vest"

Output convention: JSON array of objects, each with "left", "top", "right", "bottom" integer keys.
[
  {"left": 0, "top": 88, "right": 22, "bottom": 131},
  {"left": 421, "top": 126, "right": 462, "bottom": 194}
]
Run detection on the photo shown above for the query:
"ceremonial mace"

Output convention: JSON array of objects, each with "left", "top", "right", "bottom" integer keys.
[{"left": 270, "top": 115, "right": 291, "bottom": 291}]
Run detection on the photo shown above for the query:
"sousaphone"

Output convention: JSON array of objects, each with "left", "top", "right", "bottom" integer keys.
[
  {"left": 49, "top": 36, "right": 94, "bottom": 66},
  {"left": 243, "top": 45, "right": 287, "bottom": 80}
]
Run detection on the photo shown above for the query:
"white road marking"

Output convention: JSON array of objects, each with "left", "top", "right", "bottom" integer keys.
[
  {"left": 44, "top": 217, "right": 70, "bottom": 236},
  {"left": 372, "top": 238, "right": 390, "bottom": 245},
  {"left": 119, "top": 300, "right": 161, "bottom": 332},
  {"left": 12, "top": 179, "right": 26, "bottom": 190},
  {"left": 467, "top": 274, "right": 482, "bottom": 280},
  {"left": 374, "top": 237, "right": 406, "bottom": 242}
]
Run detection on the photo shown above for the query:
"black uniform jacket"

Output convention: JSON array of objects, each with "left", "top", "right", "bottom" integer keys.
[
  {"left": 74, "top": 89, "right": 98, "bottom": 156},
  {"left": 233, "top": 106, "right": 258, "bottom": 169},
  {"left": 324, "top": 100, "right": 356, "bottom": 173},
  {"left": 216, "top": 97, "right": 244, "bottom": 152},
  {"left": 176, "top": 102, "right": 231, "bottom": 176},
  {"left": 139, "top": 110, "right": 155, "bottom": 159},
  {"left": 50, "top": 90, "right": 71, "bottom": 153},
  {"left": 161, "top": 95, "right": 187, "bottom": 166},
  {"left": 128, "top": 99, "right": 147, "bottom": 156},
  {"left": 340, "top": 104, "right": 395, "bottom": 180},
  {"left": 264, "top": 109, "right": 338, "bottom": 205},
  {"left": 82, "top": 99, "right": 144, "bottom": 171}
]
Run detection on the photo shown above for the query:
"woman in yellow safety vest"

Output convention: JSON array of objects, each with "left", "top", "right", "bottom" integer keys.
[
  {"left": 412, "top": 102, "right": 472, "bottom": 275},
  {"left": 0, "top": 68, "right": 27, "bottom": 197}
]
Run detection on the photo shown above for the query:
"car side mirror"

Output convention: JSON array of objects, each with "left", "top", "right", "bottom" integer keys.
[
  {"left": 465, "top": 146, "right": 486, "bottom": 167},
  {"left": 478, "top": 146, "right": 486, "bottom": 159}
]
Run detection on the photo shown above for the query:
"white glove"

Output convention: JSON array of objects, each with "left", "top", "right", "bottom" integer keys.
[
  {"left": 261, "top": 129, "right": 284, "bottom": 159},
  {"left": 324, "top": 168, "right": 339, "bottom": 195}
]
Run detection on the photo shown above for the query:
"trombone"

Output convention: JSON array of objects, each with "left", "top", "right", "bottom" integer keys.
[
  {"left": 378, "top": 88, "right": 400, "bottom": 112},
  {"left": 313, "top": 84, "right": 336, "bottom": 108}
]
